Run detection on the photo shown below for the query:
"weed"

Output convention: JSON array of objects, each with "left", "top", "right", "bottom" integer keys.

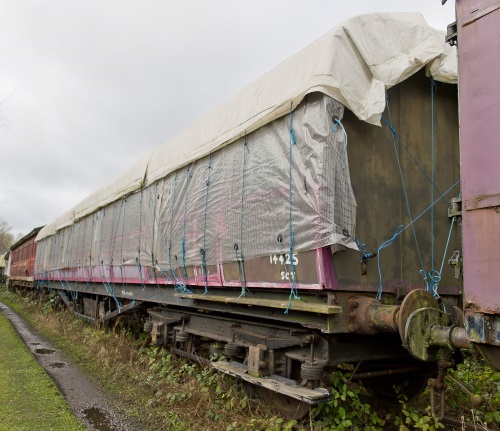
[
  {"left": 447, "top": 349, "right": 500, "bottom": 429},
  {"left": 2, "top": 283, "right": 500, "bottom": 431},
  {"left": 313, "top": 370, "right": 386, "bottom": 430},
  {"left": 393, "top": 389, "right": 444, "bottom": 431},
  {"left": 41, "top": 290, "right": 61, "bottom": 314}
]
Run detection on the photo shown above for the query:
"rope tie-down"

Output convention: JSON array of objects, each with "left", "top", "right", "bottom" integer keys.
[
  {"left": 99, "top": 206, "right": 122, "bottom": 311},
  {"left": 166, "top": 171, "right": 191, "bottom": 295},
  {"left": 341, "top": 228, "right": 377, "bottom": 275},
  {"left": 284, "top": 104, "right": 300, "bottom": 313},
  {"left": 177, "top": 165, "right": 194, "bottom": 295},
  {"left": 134, "top": 189, "right": 158, "bottom": 292},
  {"left": 237, "top": 133, "right": 250, "bottom": 300},
  {"left": 201, "top": 155, "right": 212, "bottom": 295},
  {"left": 153, "top": 184, "right": 177, "bottom": 286},
  {"left": 360, "top": 84, "right": 460, "bottom": 301}
]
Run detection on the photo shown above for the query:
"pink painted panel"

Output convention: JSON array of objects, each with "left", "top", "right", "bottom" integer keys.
[
  {"left": 37, "top": 247, "right": 331, "bottom": 291},
  {"left": 457, "top": 0, "right": 500, "bottom": 311}
]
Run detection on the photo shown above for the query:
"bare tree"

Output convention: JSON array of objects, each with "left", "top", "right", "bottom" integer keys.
[{"left": 0, "top": 220, "right": 14, "bottom": 253}]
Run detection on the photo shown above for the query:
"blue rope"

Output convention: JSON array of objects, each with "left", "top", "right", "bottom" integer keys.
[
  {"left": 66, "top": 281, "right": 79, "bottom": 304},
  {"left": 133, "top": 188, "right": 158, "bottom": 291},
  {"left": 98, "top": 208, "right": 105, "bottom": 267},
  {"left": 430, "top": 216, "right": 456, "bottom": 301},
  {"left": 53, "top": 228, "right": 79, "bottom": 304},
  {"left": 154, "top": 263, "right": 172, "bottom": 281},
  {"left": 403, "top": 180, "right": 460, "bottom": 232},
  {"left": 168, "top": 172, "right": 178, "bottom": 280},
  {"left": 97, "top": 207, "right": 122, "bottom": 311},
  {"left": 166, "top": 172, "right": 190, "bottom": 295},
  {"left": 120, "top": 199, "right": 126, "bottom": 282},
  {"left": 102, "top": 278, "right": 122, "bottom": 312},
  {"left": 202, "top": 155, "right": 212, "bottom": 295},
  {"left": 342, "top": 229, "right": 376, "bottom": 263},
  {"left": 136, "top": 189, "right": 145, "bottom": 287},
  {"left": 154, "top": 185, "right": 175, "bottom": 286},
  {"left": 110, "top": 200, "right": 124, "bottom": 267},
  {"left": 376, "top": 225, "right": 404, "bottom": 300},
  {"left": 439, "top": 217, "right": 456, "bottom": 277},
  {"left": 237, "top": 134, "right": 249, "bottom": 299},
  {"left": 285, "top": 105, "right": 300, "bottom": 314},
  {"left": 56, "top": 269, "right": 73, "bottom": 297},
  {"left": 375, "top": 179, "right": 460, "bottom": 298},
  {"left": 381, "top": 114, "right": 451, "bottom": 207},
  {"left": 181, "top": 165, "right": 192, "bottom": 279},
  {"left": 384, "top": 97, "right": 427, "bottom": 289},
  {"left": 379, "top": 85, "right": 456, "bottom": 300},
  {"left": 332, "top": 117, "right": 348, "bottom": 169},
  {"left": 419, "top": 269, "right": 430, "bottom": 291},
  {"left": 150, "top": 184, "right": 159, "bottom": 279},
  {"left": 431, "top": 77, "right": 437, "bottom": 276}
]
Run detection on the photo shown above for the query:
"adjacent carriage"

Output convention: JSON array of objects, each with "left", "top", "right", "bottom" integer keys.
[{"left": 7, "top": 227, "right": 43, "bottom": 290}]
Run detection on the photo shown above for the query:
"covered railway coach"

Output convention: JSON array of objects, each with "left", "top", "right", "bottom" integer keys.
[{"left": 32, "top": 13, "right": 475, "bottom": 415}]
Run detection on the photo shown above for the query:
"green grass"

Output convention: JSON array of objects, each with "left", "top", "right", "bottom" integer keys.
[
  {"left": 0, "top": 286, "right": 289, "bottom": 430},
  {"left": 0, "top": 309, "right": 85, "bottom": 431},
  {"left": 3, "top": 284, "right": 500, "bottom": 430}
]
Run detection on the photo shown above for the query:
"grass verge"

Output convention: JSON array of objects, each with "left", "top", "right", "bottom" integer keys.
[
  {"left": 2, "top": 284, "right": 500, "bottom": 430},
  {"left": 0, "top": 309, "right": 85, "bottom": 431},
  {"left": 0, "top": 286, "right": 294, "bottom": 430}
]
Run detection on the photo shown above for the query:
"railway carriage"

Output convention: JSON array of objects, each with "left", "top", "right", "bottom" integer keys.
[
  {"left": 23, "top": 10, "right": 500, "bottom": 418},
  {"left": 8, "top": 227, "right": 43, "bottom": 291}
]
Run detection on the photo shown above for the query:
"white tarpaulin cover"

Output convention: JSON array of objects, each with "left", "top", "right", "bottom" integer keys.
[
  {"left": 36, "top": 94, "right": 355, "bottom": 276},
  {"left": 36, "top": 12, "right": 457, "bottom": 277}
]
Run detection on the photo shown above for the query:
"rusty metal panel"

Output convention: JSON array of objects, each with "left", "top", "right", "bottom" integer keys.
[
  {"left": 221, "top": 250, "right": 318, "bottom": 286},
  {"left": 460, "top": 0, "right": 500, "bottom": 25},
  {"left": 334, "top": 70, "right": 461, "bottom": 295},
  {"left": 9, "top": 230, "right": 41, "bottom": 282},
  {"left": 457, "top": 0, "right": 500, "bottom": 314},
  {"left": 465, "top": 192, "right": 500, "bottom": 211}
]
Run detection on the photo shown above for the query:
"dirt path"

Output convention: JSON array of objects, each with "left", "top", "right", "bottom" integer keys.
[{"left": 0, "top": 302, "right": 138, "bottom": 431}]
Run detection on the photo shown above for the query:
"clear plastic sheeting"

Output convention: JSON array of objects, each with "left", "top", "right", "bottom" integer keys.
[
  {"left": 36, "top": 13, "right": 456, "bottom": 243},
  {"left": 35, "top": 94, "right": 356, "bottom": 277},
  {"left": 145, "top": 13, "right": 456, "bottom": 186},
  {"left": 37, "top": 154, "right": 150, "bottom": 240}
]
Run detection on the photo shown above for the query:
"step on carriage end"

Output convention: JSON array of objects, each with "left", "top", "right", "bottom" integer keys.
[{"left": 212, "top": 360, "right": 331, "bottom": 404}]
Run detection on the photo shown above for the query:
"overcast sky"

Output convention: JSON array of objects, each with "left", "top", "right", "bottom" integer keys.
[{"left": 0, "top": 1, "right": 455, "bottom": 237}]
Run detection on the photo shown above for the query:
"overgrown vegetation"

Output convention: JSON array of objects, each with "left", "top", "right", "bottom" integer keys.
[
  {"left": 447, "top": 350, "right": 500, "bottom": 429},
  {"left": 1, "top": 284, "right": 500, "bottom": 430},
  {"left": 312, "top": 370, "right": 448, "bottom": 431},
  {"left": 0, "top": 286, "right": 298, "bottom": 430}
]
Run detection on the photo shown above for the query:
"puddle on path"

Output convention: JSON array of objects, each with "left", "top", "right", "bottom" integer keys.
[
  {"left": 83, "top": 407, "right": 119, "bottom": 431},
  {"left": 48, "top": 362, "right": 65, "bottom": 368},
  {"left": 35, "top": 348, "right": 55, "bottom": 354}
]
